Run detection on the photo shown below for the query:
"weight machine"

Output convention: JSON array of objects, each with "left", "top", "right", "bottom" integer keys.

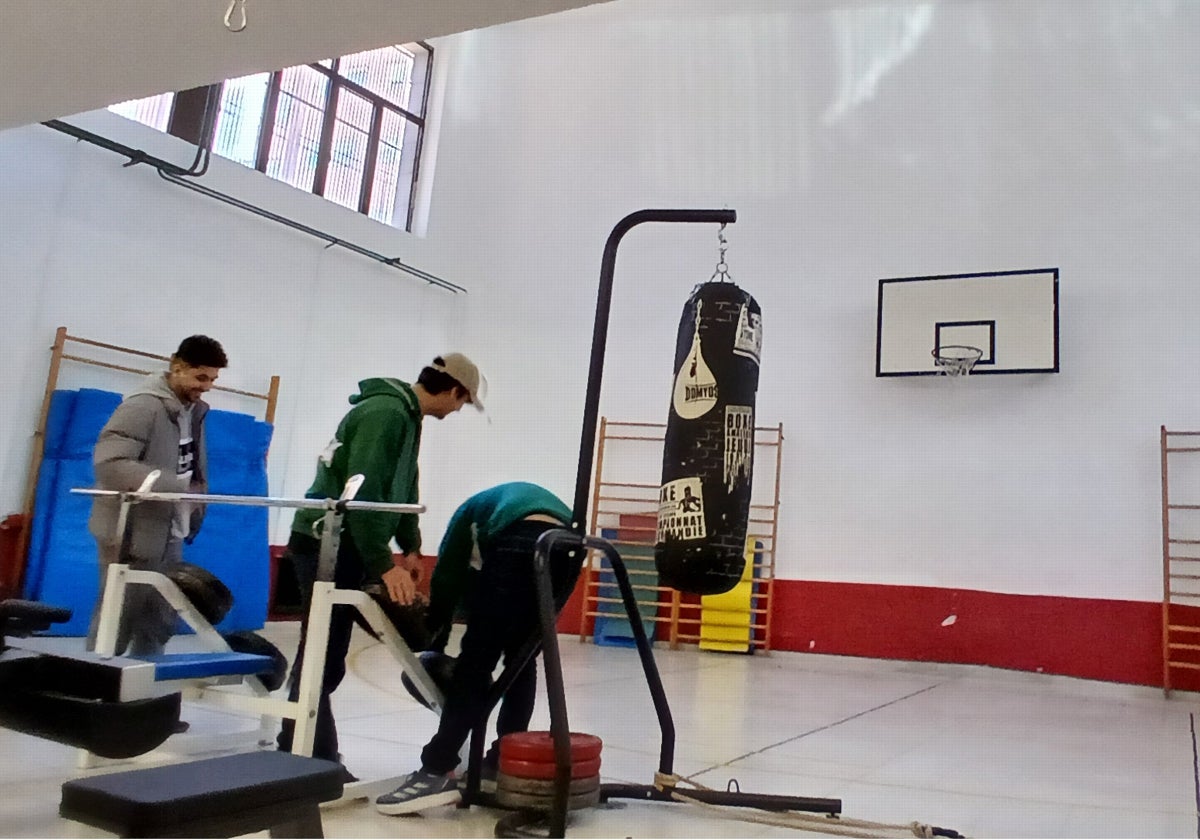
[{"left": 73, "top": 472, "right": 445, "bottom": 804}]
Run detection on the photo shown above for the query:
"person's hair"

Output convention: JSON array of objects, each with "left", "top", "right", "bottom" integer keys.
[
  {"left": 174, "top": 335, "right": 228, "bottom": 369},
  {"left": 417, "top": 358, "right": 468, "bottom": 399}
]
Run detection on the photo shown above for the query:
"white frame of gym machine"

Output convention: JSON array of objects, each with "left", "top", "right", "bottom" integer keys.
[{"left": 75, "top": 474, "right": 446, "bottom": 804}]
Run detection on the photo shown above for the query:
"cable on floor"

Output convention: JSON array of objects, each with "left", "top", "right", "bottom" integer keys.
[{"left": 656, "top": 771, "right": 966, "bottom": 839}]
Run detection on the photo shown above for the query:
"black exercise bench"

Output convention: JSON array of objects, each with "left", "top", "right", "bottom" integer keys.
[{"left": 60, "top": 751, "right": 344, "bottom": 838}]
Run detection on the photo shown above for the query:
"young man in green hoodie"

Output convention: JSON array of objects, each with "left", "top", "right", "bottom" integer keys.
[
  {"left": 87, "top": 335, "right": 228, "bottom": 656},
  {"left": 376, "top": 481, "right": 581, "bottom": 815},
  {"left": 276, "top": 353, "right": 485, "bottom": 776}
]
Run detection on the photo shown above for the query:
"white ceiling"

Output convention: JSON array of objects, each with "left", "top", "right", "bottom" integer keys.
[{"left": 0, "top": 0, "right": 613, "bottom": 132}]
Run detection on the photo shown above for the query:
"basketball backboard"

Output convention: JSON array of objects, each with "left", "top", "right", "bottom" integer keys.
[{"left": 875, "top": 268, "right": 1059, "bottom": 377}]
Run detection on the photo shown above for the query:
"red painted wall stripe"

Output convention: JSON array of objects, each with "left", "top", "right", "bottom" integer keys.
[
  {"left": 269, "top": 547, "right": 1190, "bottom": 691},
  {"left": 771, "top": 581, "right": 1166, "bottom": 686},
  {"left": 556, "top": 575, "right": 1194, "bottom": 690}
]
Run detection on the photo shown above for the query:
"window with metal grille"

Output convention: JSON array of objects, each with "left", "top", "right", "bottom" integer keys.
[
  {"left": 109, "top": 93, "right": 175, "bottom": 132},
  {"left": 108, "top": 43, "right": 432, "bottom": 231}
]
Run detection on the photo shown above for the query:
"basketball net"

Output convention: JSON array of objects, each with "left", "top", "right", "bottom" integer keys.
[{"left": 931, "top": 345, "right": 982, "bottom": 378}]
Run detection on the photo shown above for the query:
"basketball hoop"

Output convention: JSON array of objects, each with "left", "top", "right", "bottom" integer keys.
[{"left": 932, "top": 345, "right": 982, "bottom": 377}]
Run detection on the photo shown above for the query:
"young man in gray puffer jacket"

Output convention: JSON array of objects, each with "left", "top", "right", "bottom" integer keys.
[{"left": 86, "top": 335, "right": 228, "bottom": 656}]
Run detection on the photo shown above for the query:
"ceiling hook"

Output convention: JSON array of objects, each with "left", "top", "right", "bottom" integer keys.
[{"left": 224, "top": 0, "right": 247, "bottom": 32}]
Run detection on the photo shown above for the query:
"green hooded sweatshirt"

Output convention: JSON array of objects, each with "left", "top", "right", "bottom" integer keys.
[{"left": 291, "top": 378, "right": 422, "bottom": 577}]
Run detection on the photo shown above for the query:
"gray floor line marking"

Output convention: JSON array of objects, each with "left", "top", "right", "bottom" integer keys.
[
  {"left": 689, "top": 682, "right": 944, "bottom": 777},
  {"left": 1190, "top": 712, "right": 1200, "bottom": 839}
]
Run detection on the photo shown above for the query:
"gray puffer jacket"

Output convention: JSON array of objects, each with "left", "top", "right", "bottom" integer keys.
[{"left": 87, "top": 372, "right": 209, "bottom": 562}]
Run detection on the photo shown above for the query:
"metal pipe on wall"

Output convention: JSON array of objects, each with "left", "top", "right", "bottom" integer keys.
[{"left": 41, "top": 119, "right": 466, "bottom": 294}]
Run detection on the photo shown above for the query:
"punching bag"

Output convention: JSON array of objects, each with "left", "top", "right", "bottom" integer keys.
[{"left": 656, "top": 281, "right": 762, "bottom": 595}]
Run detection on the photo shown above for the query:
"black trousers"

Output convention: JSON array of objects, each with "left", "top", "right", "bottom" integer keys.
[
  {"left": 419, "top": 520, "right": 578, "bottom": 775},
  {"left": 276, "top": 531, "right": 366, "bottom": 762}
]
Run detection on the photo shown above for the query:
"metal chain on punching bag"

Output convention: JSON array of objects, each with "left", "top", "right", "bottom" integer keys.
[{"left": 656, "top": 225, "right": 763, "bottom": 595}]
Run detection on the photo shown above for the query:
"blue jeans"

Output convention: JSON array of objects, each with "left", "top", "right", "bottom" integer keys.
[{"left": 419, "top": 520, "right": 578, "bottom": 774}]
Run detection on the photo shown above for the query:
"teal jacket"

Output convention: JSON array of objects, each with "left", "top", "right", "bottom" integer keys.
[
  {"left": 427, "top": 482, "right": 572, "bottom": 641},
  {"left": 292, "top": 378, "right": 422, "bottom": 577}
]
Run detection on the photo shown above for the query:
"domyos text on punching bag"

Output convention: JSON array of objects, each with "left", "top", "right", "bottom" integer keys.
[{"left": 656, "top": 281, "right": 762, "bottom": 595}]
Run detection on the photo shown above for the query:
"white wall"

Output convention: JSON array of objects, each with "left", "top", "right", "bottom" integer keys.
[
  {"left": 2, "top": 0, "right": 1199, "bottom": 605},
  {"left": 0, "top": 109, "right": 478, "bottom": 547},
  {"left": 420, "top": 0, "right": 1200, "bottom": 601}
]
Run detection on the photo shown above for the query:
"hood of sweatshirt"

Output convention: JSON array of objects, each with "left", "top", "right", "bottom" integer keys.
[
  {"left": 349, "top": 377, "right": 419, "bottom": 416},
  {"left": 130, "top": 371, "right": 207, "bottom": 420}
]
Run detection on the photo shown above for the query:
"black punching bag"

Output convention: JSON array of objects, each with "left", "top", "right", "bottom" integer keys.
[{"left": 656, "top": 281, "right": 762, "bottom": 595}]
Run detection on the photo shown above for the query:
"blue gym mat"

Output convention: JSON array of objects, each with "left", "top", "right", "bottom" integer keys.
[{"left": 23, "top": 388, "right": 273, "bottom": 635}]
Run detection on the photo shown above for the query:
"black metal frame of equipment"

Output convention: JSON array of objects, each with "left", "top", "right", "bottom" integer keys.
[{"left": 458, "top": 210, "right": 843, "bottom": 837}]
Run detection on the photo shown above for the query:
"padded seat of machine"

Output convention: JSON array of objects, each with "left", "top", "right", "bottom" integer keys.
[
  {"left": 60, "top": 751, "right": 344, "bottom": 838},
  {"left": 139, "top": 651, "right": 275, "bottom": 682}
]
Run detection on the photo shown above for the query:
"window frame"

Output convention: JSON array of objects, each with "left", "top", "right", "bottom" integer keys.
[{"left": 162, "top": 42, "right": 433, "bottom": 231}]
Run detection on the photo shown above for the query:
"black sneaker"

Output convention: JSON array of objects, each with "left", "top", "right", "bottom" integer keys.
[{"left": 376, "top": 770, "right": 460, "bottom": 815}]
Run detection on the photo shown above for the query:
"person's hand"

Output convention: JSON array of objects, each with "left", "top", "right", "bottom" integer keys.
[
  {"left": 381, "top": 563, "right": 417, "bottom": 605},
  {"left": 401, "top": 552, "right": 425, "bottom": 588}
]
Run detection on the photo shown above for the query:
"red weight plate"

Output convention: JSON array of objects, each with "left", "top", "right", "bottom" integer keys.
[
  {"left": 500, "top": 731, "right": 603, "bottom": 763},
  {"left": 498, "top": 755, "right": 602, "bottom": 780}
]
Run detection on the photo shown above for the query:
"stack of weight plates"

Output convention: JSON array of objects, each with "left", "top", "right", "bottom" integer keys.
[{"left": 495, "top": 731, "right": 603, "bottom": 811}]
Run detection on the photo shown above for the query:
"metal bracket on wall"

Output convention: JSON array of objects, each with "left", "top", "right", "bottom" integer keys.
[{"left": 42, "top": 119, "right": 466, "bottom": 294}]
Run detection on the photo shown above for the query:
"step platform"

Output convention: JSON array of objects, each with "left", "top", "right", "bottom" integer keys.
[{"left": 60, "top": 750, "right": 345, "bottom": 838}]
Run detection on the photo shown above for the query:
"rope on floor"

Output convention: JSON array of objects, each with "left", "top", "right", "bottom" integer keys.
[{"left": 654, "top": 771, "right": 966, "bottom": 839}]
